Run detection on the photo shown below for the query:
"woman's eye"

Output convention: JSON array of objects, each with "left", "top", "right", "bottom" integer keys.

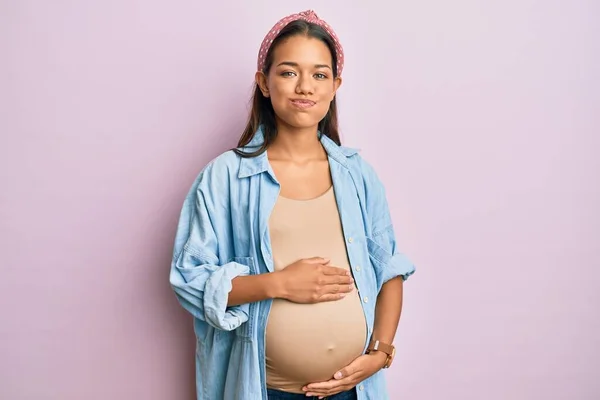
[
  {"left": 314, "top": 73, "right": 328, "bottom": 79},
  {"left": 281, "top": 71, "right": 296, "bottom": 77}
]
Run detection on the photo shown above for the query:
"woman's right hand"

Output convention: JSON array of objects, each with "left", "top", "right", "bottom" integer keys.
[{"left": 274, "top": 257, "right": 355, "bottom": 303}]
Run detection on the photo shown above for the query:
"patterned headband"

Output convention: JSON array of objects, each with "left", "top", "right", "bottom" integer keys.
[{"left": 256, "top": 10, "right": 345, "bottom": 76}]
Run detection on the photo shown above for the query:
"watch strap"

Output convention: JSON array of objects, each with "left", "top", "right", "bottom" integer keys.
[
  {"left": 367, "top": 339, "right": 394, "bottom": 355},
  {"left": 367, "top": 339, "right": 396, "bottom": 369}
]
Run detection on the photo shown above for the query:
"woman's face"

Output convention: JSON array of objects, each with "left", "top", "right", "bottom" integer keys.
[{"left": 257, "top": 35, "right": 342, "bottom": 131}]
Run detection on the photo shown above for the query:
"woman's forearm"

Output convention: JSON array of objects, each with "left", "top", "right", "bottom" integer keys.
[
  {"left": 371, "top": 277, "right": 404, "bottom": 343},
  {"left": 228, "top": 273, "right": 281, "bottom": 307}
]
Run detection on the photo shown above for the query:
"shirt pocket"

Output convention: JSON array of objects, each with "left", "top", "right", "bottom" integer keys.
[{"left": 230, "top": 256, "right": 258, "bottom": 340}]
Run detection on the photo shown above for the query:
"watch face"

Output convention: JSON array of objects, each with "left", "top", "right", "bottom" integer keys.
[{"left": 385, "top": 347, "right": 396, "bottom": 368}]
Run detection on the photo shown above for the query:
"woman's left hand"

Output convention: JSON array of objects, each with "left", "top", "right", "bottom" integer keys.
[{"left": 302, "top": 352, "right": 388, "bottom": 398}]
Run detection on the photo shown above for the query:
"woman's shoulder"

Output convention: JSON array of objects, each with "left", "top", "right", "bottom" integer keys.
[
  {"left": 342, "top": 150, "right": 389, "bottom": 203},
  {"left": 196, "top": 148, "right": 245, "bottom": 176},
  {"left": 343, "top": 149, "right": 380, "bottom": 180},
  {"left": 185, "top": 149, "right": 244, "bottom": 194}
]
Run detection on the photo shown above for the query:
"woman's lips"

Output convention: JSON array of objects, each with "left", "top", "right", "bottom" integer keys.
[{"left": 290, "top": 99, "right": 316, "bottom": 109}]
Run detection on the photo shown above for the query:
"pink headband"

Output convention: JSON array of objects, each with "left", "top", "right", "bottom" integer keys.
[{"left": 257, "top": 10, "right": 345, "bottom": 76}]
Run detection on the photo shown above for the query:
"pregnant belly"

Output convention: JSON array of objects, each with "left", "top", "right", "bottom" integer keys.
[{"left": 265, "top": 290, "right": 367, "bottom": 393}]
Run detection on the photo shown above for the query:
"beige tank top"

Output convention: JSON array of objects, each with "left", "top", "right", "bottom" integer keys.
[{"left": 265, "top": 186, "right": 367, "bottom": 393}]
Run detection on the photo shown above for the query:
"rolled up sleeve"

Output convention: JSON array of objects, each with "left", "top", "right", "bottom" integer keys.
[
  {"left": 368, "top": 225, "right": 415, "bottom": 288},
  {"left": 360, "top": 157, "right": 416, "bottom": 290},
  {"left": 171, "top": 247, "right": 252, "bottom": 331},
  {"left": 169, "top": 161, "right": 251, "bottom": 331}
]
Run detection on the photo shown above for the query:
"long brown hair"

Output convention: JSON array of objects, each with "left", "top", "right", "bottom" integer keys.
[{"left": 234, "top": 20, "right": 341, "bottom": 158}]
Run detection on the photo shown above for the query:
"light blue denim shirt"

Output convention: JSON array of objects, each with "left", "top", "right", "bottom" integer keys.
[{"left": 170, "top": 127, "right": 415, "bottom": 400}]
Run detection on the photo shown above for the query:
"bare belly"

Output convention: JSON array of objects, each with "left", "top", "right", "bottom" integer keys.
[{"left": 265, "top": 289, "right": 367, "bottom": 393}]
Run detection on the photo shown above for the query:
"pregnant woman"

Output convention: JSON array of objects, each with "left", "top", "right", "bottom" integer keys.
[{"left": 169, "top": 9, "right": 416, "bottom": 400}]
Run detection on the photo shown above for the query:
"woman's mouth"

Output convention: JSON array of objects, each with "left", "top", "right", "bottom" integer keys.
[{"left": 290, "top": 99, "right": 316, "bottom": 109}]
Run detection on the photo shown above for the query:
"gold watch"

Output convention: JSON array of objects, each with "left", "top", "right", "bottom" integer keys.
[{"left": 366, "top": 339, "right": 396, "bottom": 369}]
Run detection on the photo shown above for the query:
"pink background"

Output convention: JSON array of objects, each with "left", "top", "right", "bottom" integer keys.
[{"left": 1, "top": 1, "right": 598, "bottom": 399}]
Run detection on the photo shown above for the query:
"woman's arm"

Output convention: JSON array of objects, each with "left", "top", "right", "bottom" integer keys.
[
  {"left": 372, "top": 276, "right": 404, "bottom": 348},
  {"left": 170, "top": 162, "right": 252, "bottom": 332},
  {"left": 359, "top": 155, "right": 414, "bottom": 350},
  {"left": 228, "top": 257, "right": 355, "bottom": 307},
  {"left": 227, "top": 273, "right": 280, "bottom": 307},
  {"left": 302, "top": 277, "right": 406, "bottom": 396}
]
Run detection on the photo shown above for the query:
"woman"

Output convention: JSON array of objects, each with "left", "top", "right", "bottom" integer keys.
[{"left": 170, "top": 10, "right": 415, "bottom": 400}]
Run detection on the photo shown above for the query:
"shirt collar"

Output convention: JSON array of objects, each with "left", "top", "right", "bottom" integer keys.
[{"left": 238, "top": 125, "right": 359, "bottom": 179}]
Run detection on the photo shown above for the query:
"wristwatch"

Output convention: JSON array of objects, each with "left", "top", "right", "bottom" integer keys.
[{"left": 366, "top": 339, "right": 396, "bottom": 369}]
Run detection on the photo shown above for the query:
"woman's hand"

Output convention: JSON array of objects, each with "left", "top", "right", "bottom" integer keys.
[
  {"left": 302, "top": 352, "right": 388, "bottom": 398},
  {"left": 274, "top": 257, "right": 354, "bottom": 303}
]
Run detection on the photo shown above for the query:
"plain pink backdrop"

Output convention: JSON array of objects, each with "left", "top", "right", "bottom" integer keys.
[{"left": 1, "top": 1, "right": 598, "bottom": 399}]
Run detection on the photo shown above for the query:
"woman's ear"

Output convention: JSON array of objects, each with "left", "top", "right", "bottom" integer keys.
[
  {"left": 332, "top": 76, "right": 342, "bottom": 100},
  {"left": 255, "top": 71, "right": 269, "bottom": 97}
]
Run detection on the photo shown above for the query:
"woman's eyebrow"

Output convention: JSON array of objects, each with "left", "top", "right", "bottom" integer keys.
[{"left": 276, "top": 61, "right": 332, "bottom": 70}]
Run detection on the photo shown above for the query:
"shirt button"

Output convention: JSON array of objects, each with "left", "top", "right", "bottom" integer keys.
[
  {"left": 359, "top": 385, "right": 364, "bottom": 391},
  {"left": 355, "top": 265, "right": 361, "bottom": 271},
  {"left": 347, "top": 237, "right": 353, "bottom": 243},
  {"left": 363, "top": 296, "right": 369, "bottom": 303}
]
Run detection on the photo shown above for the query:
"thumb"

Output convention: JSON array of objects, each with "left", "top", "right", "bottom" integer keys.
[
  {"left": 334, "top": 361, "right": 358, "bottom": 379},
  {"left": 307, "top": 257, "right": 330, "bottom": 264}
]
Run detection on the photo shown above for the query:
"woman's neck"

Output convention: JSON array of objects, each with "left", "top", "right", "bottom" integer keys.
[{"left": 268, "top": 124, "right": 325, "bottom": 162}]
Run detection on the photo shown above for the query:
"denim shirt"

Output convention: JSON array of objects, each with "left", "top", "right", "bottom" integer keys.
[{"left": 170, "top": 127, "right": 416, "bottom": 400}]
